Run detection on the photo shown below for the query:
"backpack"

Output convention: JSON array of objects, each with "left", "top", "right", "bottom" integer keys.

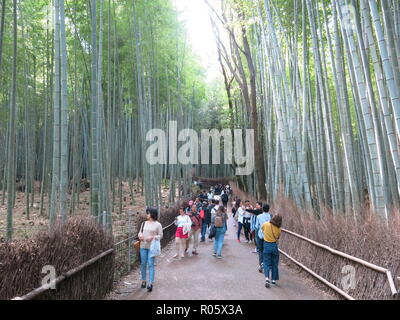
[
  {"left": 199, "top": 209, "right": 205, "bottom": 219},
  {"left": 190, "top": 212, "right": 201, "bottom": 227},
  {"left": 214, "top": 212, "right": 225, "bottom": 228},
  {"left": 222, "top": 193, "right": 228, "bottom": 202}
]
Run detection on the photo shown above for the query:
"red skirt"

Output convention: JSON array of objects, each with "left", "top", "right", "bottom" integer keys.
[{"left": 176, "top": 227, "right": 189, "bottom": 239}]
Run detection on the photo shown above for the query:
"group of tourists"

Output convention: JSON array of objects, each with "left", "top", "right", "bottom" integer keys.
[
  {"left": 137, "top": 183, "right": 283, "bottom": 292},
  {"left": 174, "top": 185, "right": 230, "bottom": 260}
]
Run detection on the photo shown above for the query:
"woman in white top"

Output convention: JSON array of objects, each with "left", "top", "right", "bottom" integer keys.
[
  {"left": 207, "top": 191, "right": 214, "bottom": 201},
  {"left": 138, "top": 208, "right": 163, "bottom": 292},
  {"left": 173, "top": 207, "right": 192, "bottom": 260},
  {"left": 243, "top": 201, "right": 252, "bottom": 243},
  {"left": 236, "top": 200, "right": 248, "bottom": 243}
]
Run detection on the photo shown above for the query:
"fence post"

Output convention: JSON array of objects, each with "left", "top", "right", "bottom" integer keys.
[{"left": 127, "top": 209, "right": 133, "bottom": 273}]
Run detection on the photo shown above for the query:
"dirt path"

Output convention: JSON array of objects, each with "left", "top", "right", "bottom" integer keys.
[{"left": 110, "top": 203, "right": 333, "bottom": 300}]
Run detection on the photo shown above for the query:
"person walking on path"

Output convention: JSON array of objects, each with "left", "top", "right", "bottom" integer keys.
[
  {"left": 138, "top": 208, "right": 164, "bottom": 292},
  {"left": 173, "top": 207, "right": 191, "bottom": 260},
  {"left": 255, "top": 204, "right": 272, "bottom": 273},
  {"left": 221, "top": 191, "right": 229, "bottom": 208},
  {"left": 212, "top": 206, "right": 229, "bottom": 259},
  {"left": 206, "top": 199, "right": 216, "bottom": 239},
  {"left": 236, "top": 200, "right": 249, "bottom": 243},
  {"left": 211, "top": 198, "right": 220, "bottom": 216},
  {"left": 199, "top": 191, "right": 207, "bottom": 201},
  {"left": 262, "top": 214, "right": 282, "bottom": 288},
  {"left": 247, "top": 202, "right": 263, "bottom": 252},
  {"left": 195, "top": 197, "right": 202, "bottom": 210},
  {"left": 231, "top": 205, "right": 237, "bottom": 227},
  {"left": 243, "top": 200, "right": 252, "bottom": 243},
  {"left": 185, "top": 200, "right": 194, "bottom": 213},
  {"left": 185, "top": 205, "right": 202, "bottom": 255},
  {"left": 231, "top": 197, "right": 238, "bottom": 227},
  {"left": 201, "top": 201, "right": 211, "bottom": 242}
]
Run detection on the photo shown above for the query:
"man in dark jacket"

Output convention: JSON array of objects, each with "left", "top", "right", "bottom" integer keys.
[
  {"left": 186, "top": 205, "right": 202, "bottom": 255},
  {"left": 199, "top": 191, "right": 207, "bottom": 201},
  {"left": 246, "top": 201, "right": 263, "bottom": 252},
  {"left": 221, "top": 192, "right": 229, "bottom": 208},
  {"left": 246, "top": 201, "right": 263, "bottom": 216},
  {"left": 201, "top": 200, "right": 213, "bottom": 242}
]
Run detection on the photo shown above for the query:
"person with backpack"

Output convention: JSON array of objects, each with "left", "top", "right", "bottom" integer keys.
[
  {"left": 200, "top": 201, "right": 211, "bottom": 242},
  {"left": 138, "top": 208, "right": 163, "bottom": 292},
  {"left": 262, "top": 214, "right": 282, "bottom": 288},
  {"left": 212, "top": 206, "right": 229, "bottom": 259},
  {"left": 255, "top": 204, "right": 272, "bottom": 273},
  {"left": 185, "top": 205, "right": 202, "bottom": 255},
  {"left": 221, "top": 192, "right": 229, "bottom": 208},
  {"left": 173, "top": 207, "right": 192, "bottom": 260}
]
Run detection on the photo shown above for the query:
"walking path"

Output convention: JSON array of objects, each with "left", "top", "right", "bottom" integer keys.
[{"left": 111, "top": 204, "right": 333, "bottom": 300}]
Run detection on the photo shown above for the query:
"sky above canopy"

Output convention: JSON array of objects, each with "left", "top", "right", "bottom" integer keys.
[{"left": 174, "top": 0, "right": 221, "bottom": 82}]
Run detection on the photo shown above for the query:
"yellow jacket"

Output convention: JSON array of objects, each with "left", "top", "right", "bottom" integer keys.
[{"left": 261, "top": 222, "right": 281, "bottom": 243}]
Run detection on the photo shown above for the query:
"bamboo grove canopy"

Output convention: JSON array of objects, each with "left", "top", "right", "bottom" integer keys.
[{"left": 1, "top": 0, "right": 400, "bottom": 239}]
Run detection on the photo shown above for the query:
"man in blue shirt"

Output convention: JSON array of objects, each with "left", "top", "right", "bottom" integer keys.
[{"left": 255, "top": 204, "right": 272, "bottom": 273}]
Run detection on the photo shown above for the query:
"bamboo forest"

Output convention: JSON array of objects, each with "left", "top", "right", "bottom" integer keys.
[{"left": 0, "top": 0, "right": 400, "bottom": 302}]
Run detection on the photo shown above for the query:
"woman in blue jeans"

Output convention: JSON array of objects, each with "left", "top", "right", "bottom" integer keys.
[
  {"left": 212, "top": 206, "right": 228, "bottom": 259},
  {"left": 261, "top": 214, "right": 282, "bottom": 288},
  {"left": 138, "top": 208, "right": 163, "bottom": 292}
]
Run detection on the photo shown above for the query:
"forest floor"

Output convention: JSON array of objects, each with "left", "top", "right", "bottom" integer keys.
[{"left": 0, "top": 181, "right": 173, "bottom": 241}]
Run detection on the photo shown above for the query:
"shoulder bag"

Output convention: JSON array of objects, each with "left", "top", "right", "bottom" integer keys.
[
  {"left": 134, "top": 222, "right": 145, "bottom": 257},
  {"left": 208, "top": 224, "right": 216, "bottom": 239},
  {"left": 149, "top": 238, "right": 161, "bottom": 258}
]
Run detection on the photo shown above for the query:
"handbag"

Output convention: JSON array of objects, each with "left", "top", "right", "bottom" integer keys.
[
  {"left": 149, "top": 238, "right": 161, "bottom": 258},
  {"left": 133, "top": 222, "right": 145, "bottom": 257},
  {"left": 182, "top": 222, "right": 191, "bottom": 235},
  {"left": 208, "top": 224, "right": 216, "bottom": 239},
  {"left": 182, "top": 216, "right": 192, "bottom": 235}
]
